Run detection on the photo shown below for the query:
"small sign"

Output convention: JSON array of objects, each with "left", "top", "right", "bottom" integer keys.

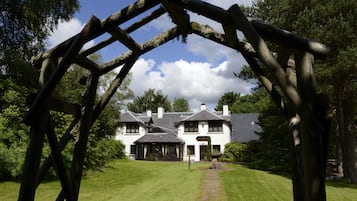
[{"left": 196, "top": 136, "right": 210, "bottom": 141}]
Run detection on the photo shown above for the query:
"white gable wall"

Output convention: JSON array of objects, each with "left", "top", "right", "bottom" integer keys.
[
  {"left": 115, "top": 124, "right": 146, "bottom": 159},
  {"left": 178, "top": 121, "right": 231, "bottom": 161}
]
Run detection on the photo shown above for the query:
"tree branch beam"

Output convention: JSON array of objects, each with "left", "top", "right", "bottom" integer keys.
[
  {"left": 108, "top": 25, "right": 142, "bottom": 53},
  {"left": 191, "top": 22, "right": 286, "bottom": 113},
  {"left": 228, "top": 5, "right": 301, "bottom": 110},
  {"left": 31, "top": 0, "right": 161, "bottom": 66},
  {"left": 79, "top": 6, "right": 166, "bottom": 57},
  {"left": 73, "top": 55, "right": 102, "bottom": 73},
  {"left": 36, "top": 116, "right": 79, "bottom": 187},
  {"left": 162, "top": 0, "right": 191, "bottom": 37},
  {"left": 100, "top": 26, "right": 181, "bottom": 74},
  {"left": 25, "top": 16, "right": 101, "bottom": 125},
  {"left": 176, "top": 0, "right": 330, "bottom": 56},
  {"left": 46, "top": 115, "right": 73, "bottom": 201},
  {"left": 68, "top": 73, "right": 99, "bottom": 201}
]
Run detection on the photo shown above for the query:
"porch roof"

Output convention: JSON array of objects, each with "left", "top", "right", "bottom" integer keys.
[{"left": 135, "top": 133, "right": 184, "bottom": 144}]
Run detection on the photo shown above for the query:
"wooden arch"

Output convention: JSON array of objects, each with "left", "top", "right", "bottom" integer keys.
[{"left": 19, "top": 0, "right": 331, "bottom": 201}]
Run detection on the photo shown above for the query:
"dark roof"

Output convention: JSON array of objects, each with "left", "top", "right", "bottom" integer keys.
[
  {"left": 119, "top": 111, "right": 152, "bottom": 124},
  {"left": 135, "top": 133, "right": 184, "bottom": 143},
  {"left": 181, "top": 110, "right": 224, "bottom": 121},
  {"left": 231, "top": 113, "right": 261, "bottom": 142},
  {"left": 151, "top": 112, "right": 192, "bottom": 130},
  {"left": 120, "top": 111, "right": 140, "bottom": 122}
]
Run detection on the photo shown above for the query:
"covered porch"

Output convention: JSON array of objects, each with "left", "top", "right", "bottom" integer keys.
[{"left": 134, "top": 133, "right": 184, "bottom": 161}]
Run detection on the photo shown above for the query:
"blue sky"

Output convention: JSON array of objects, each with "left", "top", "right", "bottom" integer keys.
[{"left": 47, "top": 0, "right": 255, "bottom": 111}]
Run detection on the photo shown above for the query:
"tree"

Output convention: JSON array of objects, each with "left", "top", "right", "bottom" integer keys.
[
  {"left": 0, "top": 0, "right": 81, "bottom": 180},
  {"left": 252, "top": 0, "right": 357, "bottom": 184},
  {"left": 0, "top": 0, "right": 80, "bottom": 61},
  {"left": 127, "top": 89, "right": 171, "bottom": 113},
  {"left": 231, "top": 89, "right": 270, "bottom": 113},
  {"left": 172, "top": 97, "right": 190, "bottom": 112},
  {"left": 215, "top": 92, "right": 240, "bottom": 111},
  {"left": 0, "top": 78, "right": 30, "bottom": 180}
]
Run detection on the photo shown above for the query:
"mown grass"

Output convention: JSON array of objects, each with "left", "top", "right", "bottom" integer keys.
[
  {"left": 221, "top": 164, "right": 357, "bottom": 201},
  {"left": 0, "top": 160, "right": 206, "bottom": 201},
  {"left": 1, "top": 160, "right": 357, "bottom": 201}
]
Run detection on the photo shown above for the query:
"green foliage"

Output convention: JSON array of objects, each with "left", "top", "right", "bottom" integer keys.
[
  {"left": 172, "top": 97, "right": 190, "bottom": 112},
  {"left": 0, "top": 0, "right": 80, "bottom": 61},
  {"left": 249, "top": 101, "right": 291, "bottom": 175},
  {"left": 84, "top": 136, "right": 125, "bottom": 170},
  {"left": 230, "top": 89, "right": 271, "bottom": 113},
  {"left": 0, "top": 78, "right": 29, "bottom": 180},
  {"left": 251, "top": 0, "right": 357, "bottom": 181},
  {"left": 215, "top": 92, "right": 240, "bottom": 111},
  {"left": 127, "top": 88, "right": 171, "bottom": 113},
  {"left": 223, "top": 142, "right": 249, "bottom": 162}
]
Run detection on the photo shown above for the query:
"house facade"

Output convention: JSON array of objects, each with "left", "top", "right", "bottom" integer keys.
[{"left": 115, "top": 104, "right": 260, "bottom": 161}]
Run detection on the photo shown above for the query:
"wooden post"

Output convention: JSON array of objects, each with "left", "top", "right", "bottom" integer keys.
[
  {"left": 69, "top": 73, "right": 99, "bottom": 201},
  {"left": 46, "top": 115, "right": 73, "bottom": 201},
  {"left": 18, "top": 57, "right": 57, "bottom": 201}
]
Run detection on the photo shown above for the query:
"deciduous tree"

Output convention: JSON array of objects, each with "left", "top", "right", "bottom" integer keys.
[{"left": 127, "top": 89, "right": 171, "bottom": 113}]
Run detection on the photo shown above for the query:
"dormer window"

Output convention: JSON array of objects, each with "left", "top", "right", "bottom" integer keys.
[
  {"left": 208, "top": 121, "right": 223, "bottom": 132},
  {"left": 126, "top": 123, "right": 139, "bottom": 133},
  {"left": 184, "top": 121, "right": 198, "bottom": 132}
]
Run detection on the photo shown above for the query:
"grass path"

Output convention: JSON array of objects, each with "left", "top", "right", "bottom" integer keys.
[{"left": 1, "top": 160, "right": 357, "bottom": 201}]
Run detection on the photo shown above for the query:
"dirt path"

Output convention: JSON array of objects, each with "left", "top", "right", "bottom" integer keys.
[{"left": 198, "top": 163, "right": 231, "bottom": 201}]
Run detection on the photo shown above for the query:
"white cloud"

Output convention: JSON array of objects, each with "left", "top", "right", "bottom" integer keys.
[
  {"left": 129, "top": 58, "right": 254, "bottom": 111},
  {"left": 46, "top": 18, "right": 95, "bottom": 50},
  {"left": 127, "top": 0, "right": 255, "bottom": 111}
]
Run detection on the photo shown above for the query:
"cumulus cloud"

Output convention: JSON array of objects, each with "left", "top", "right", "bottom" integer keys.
[
  {"left": 129, "top": 0, "right": 255, "bottom": 110},
  {"left": 46, "top": 18, "right": 95, "bottom": 50},
  {"left": 129, "top": 58, "right": 254, "bottom": 111}
]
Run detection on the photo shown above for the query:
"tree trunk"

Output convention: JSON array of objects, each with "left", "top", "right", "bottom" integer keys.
[{"left": 336, "top": 97, "right": 357, "bottom": 183}]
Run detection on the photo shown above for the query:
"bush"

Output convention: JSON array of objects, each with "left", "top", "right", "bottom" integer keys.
[{"left": 223, "top": 142, "right": 249, "bottom": 162}]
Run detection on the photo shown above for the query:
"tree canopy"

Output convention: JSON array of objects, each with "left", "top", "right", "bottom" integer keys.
[
  {"left": 127, "top": 89, "right": 171, "bottom": 113},
  {"left": 251, "top": 0, "right": 357, "bottom": 183},
  {"left": 0, "top": 0, "right": 80, "bottom": 61},
  {"left": 172, "top": 97, "right": 190, "bottom": 112}
]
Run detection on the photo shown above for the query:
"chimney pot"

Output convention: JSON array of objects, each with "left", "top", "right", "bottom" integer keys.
[
  {"left": 223, "top": 105, "right": 229, "bottom": 116},
  {"left": 158, "top": 107, "right": 164, "bottom": 119},
  {"left": 146, "top": 110, "right": 152, "bottom": 117},
  {"left": 200, "top": 103, "right": 207, "bottom": 111}
]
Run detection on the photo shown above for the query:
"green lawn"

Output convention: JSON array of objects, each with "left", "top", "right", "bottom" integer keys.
[
  {"left": 221, "top": 164, "right": 357, "bottom": 201},
  {"left": 1, "top": 160, "right": 356, "bottom": 201}
]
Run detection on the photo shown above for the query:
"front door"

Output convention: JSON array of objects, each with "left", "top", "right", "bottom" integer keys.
[{"left": 200, "top": 145, "right": 207, "bottom": 161}]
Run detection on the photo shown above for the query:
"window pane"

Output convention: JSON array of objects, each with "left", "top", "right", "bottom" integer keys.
[
  {"left": 208, "top": 121, "right": 222, "bottom": 132},
  {"left": 213, "top": 145, "right": 220, "bottom": 153},
  {"left": 130, "top": 145, "right": 136, "bottom": 154},
  {"left": 184, "top": 122, "right": 198, "bottom": 132},
  {"left": 126, "top": 123, "right": 139, "bottom": 133}
]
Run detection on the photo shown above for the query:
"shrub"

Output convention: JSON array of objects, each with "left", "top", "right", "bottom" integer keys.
[{"left": 223, "top": 142, "right": 249, "bottom": 162}]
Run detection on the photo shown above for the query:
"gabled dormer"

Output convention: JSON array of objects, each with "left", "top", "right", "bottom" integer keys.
[
  {"left": 177, "top": 105, "right": 230, "bottom": 135},
  {"left": 118, "top": 111, "right": 153, "bottom": 135}
]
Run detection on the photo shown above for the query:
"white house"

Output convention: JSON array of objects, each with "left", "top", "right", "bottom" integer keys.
[{"left": 115, "top": 104, "right": 260, "bottom": 161}]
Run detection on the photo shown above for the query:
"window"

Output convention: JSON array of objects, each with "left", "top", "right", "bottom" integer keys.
[
  {"left": 126, "top": 123, "right": 139, "bottom": 133},
  {"left": 208, "top": 121, "right": 223, "bottom": 132},
  {"left": 187, "top": 145, "right": 195, "bottom": 155},
  {"left": 130, "top": 145, "right": 136, "bottom": 154},
  {"left": 212, "top": 145, "right": 221, "bottom": 153},
  {"left": 184, "top": 121, "right": 198, "bottom": 132}
]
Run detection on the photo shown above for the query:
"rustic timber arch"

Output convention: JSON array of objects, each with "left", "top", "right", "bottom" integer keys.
[{"left": 19, "top": 0, "right": 332, "bottom": 201}]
